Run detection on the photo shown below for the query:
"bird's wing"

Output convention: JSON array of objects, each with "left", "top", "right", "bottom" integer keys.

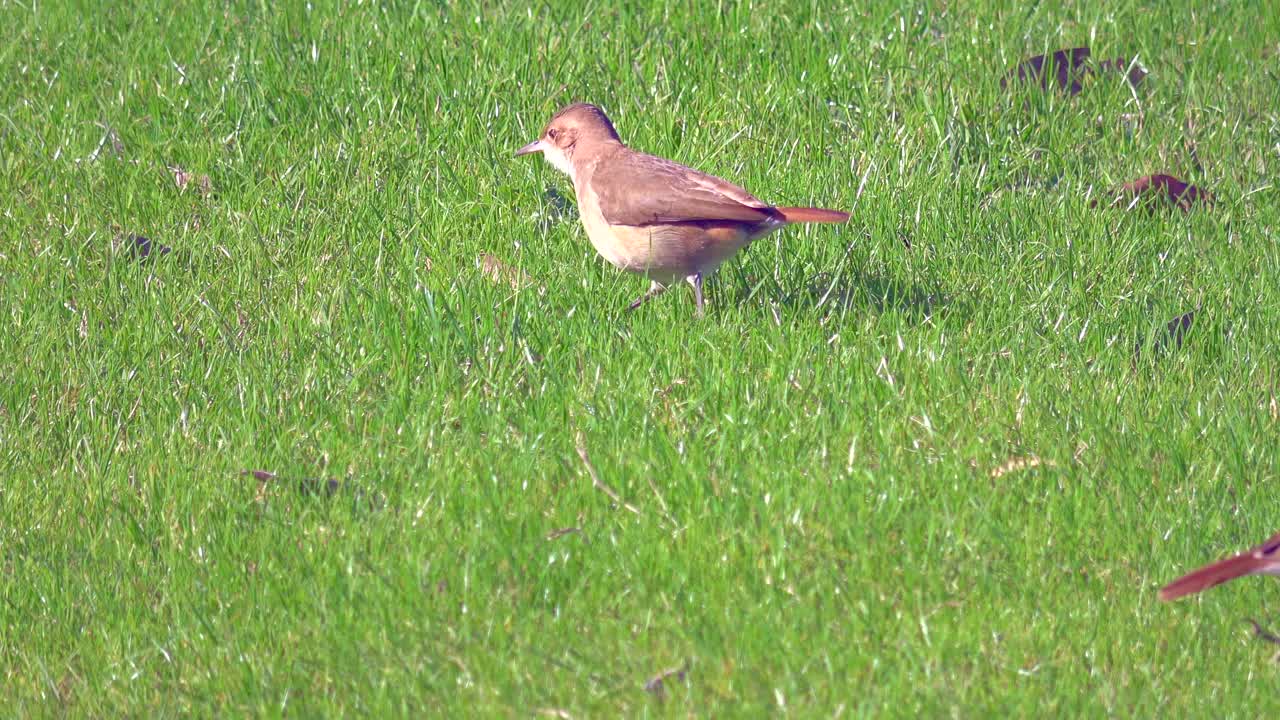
[{"left": 593, "top": 151, "right": 776, "bottom": 226}]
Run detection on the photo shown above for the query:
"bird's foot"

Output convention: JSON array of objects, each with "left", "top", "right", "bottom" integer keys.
[
  {"left": 627, "top": 280, "right": 667, "bottom": 312},
  {"left": 1247, "top": 618, "right": 1280, "bottom": 645}
]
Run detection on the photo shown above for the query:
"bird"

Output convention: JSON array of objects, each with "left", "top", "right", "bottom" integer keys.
[
  {"left": 1158, "top": 529, "right": 1280, "bottom": 601},
  {"left": 515, "top": 102, "right": 850, "bottom": 316}
]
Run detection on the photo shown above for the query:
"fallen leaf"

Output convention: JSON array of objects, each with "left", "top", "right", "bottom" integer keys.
[
  {"left": 88, "top": 122, "right": 125, "bottom": 161},
  {"left": 1003, "top": 47, "right": 1091, "bottom": 94},
  {"left": 1157, "top": 311, "right": 1196, "bottom": 354},
  {"left": 1096, "top": 57, "right": 1149, "bottom": 88},
  {"left": 1135, "top": 311, "right": 1196, "bottom": 361},
  {"left": 298, "top": 476, "right": 343, "bottom": 497},
  {"left": 169, "top": 165, "right": 213, "bottom": 196},
  {"left": 127, "top": 234, "right": 172, "bottom": 261},
  {"left": 643, "top": 663, "right": 689, "bottom": 702},
  {"left": 55, "top": 672, "right": 76, "bottom": 705},
  {"left": 242, "top": 468, "right": 383, "bottom": 510},
  {"left": 244, "top": 469, "right": 274, "bottom": 504},
  {"left": 1002, "top": 47, "right": 1145, "bottom": 95},
  {"left": 478, "top": 253, "right": 542, "bottom": 292},
  {"left": 1117, "top": 112, "right": 1144, "bottom": 134},
  {"left": 990, "top": 455, "right": 1055, "bottom": 479},
  {"left": 1097, "top": 175, "right": 1213, "bottom": 212}
]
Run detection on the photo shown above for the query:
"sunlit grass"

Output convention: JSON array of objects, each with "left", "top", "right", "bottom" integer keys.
[{"left": 2, "top": 1, "right": 1279, "bottom": 715}]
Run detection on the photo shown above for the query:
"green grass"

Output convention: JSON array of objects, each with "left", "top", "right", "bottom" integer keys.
[{"left": 3, "top": 0, "right": 1280, "bottom": 715}]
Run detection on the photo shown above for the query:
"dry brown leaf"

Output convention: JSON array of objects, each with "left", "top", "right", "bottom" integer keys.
[
  {"left": 1003, "top": 47, "right": 1092, "bottom": 95},
  {"left": 1096, "top": 56, "right": 1149, "bottom": 88},
  {"left": 1154, "top": 311, "right": 1196, "bottom": 355},
  {"left": 88, "top": 123, "right": 125, "bottom": 161},
  {"left": 1135, "top": 311, "right": 1196, "bottom": 362},
  {"left": 242, "top": 468, "right": 355, "bottom": 505},
  {"left": 55, "top": 672, "right": 76, "bottom": 705},
  {"left": 1096, "top": 175, "right": 1213, "bottom": 213},
  {"left": 990, "top": 455, "right": 1055, "bottom": 479},
  {"left": 298, "top": 476, "right": 343, "bottom": 497},
  {"left": 1002, "top": 47, "right": 1145, "bottom": 96},
  {"left": 125, "top": 234, "right": 172, "bottom": 261},
  {"left": 478, "top": 253, "right": 540, "bottom": 292},
  {"left": 169, "top": 165, "right": 213, "bottom": 195},
  {"left": 244, "top": 469, "right": 274, "bottom": 504},
  {"left": 643, "top": 663, "right": 689, "bottom": 701}
]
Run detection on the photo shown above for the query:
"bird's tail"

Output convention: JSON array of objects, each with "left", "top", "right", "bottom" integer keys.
[
  {"left": 775, "top": 207, "right": 850, "bottom": 224},
  {"left": 1158, "top": 552, "right": 1265, "bottom": 601}
]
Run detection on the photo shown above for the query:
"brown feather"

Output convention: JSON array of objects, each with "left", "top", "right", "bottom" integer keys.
[
  {"left": 1159, "top": 530, "right": 1280, "bottom": 601},
  {"left": 1159, "top": 553, "right": 1267, "bottom": 601},
  {"left": 593, "top": 150, "right": 776, "bottom": 226}
]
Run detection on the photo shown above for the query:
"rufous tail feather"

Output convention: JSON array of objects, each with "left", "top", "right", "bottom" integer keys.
[
  {"left": 1158, "top": 553, "right": 1264, "bottom": 601},
  {"left": 775, "top": 207, "right": 850, "bottom": 224}
]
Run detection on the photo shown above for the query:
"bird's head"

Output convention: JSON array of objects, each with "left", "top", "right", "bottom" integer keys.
[{"left": 515, "top": 103, "right": 621, "bottom": 179}]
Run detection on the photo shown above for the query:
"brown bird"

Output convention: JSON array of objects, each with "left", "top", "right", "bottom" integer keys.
[
  {"left": 1159, "top": 530, "right": 1280, "bottom": 601},
  {"left": 515, "top": 103, "right": 849, "bottom": 316}
]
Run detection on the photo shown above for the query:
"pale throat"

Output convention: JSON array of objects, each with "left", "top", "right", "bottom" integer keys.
[{"left": 543, "top": 147, "right": 576, "bottom": 182}]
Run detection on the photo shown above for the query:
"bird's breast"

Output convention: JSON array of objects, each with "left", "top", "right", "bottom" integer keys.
[{"left": 575, "top": 182, "right": 641, "bottom": 271}]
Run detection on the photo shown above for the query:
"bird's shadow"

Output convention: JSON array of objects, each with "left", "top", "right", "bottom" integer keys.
[
  {"left": 536, "top": 186, "right": 578, "bottom": 233},
  {"left": 533, "top": 190, "right": 955, "bottom": 325},
  {"left": 723, "top": 268, "right": 959, "bottom": 326}
]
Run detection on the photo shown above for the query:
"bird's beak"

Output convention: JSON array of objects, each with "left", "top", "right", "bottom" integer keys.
[{"left": 514, "top": 139, "right": 545, "bottom": 157}]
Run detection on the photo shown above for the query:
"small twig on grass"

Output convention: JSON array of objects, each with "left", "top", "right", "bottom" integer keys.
[
  {"left": 545, "top": 526, "right": 582, "bottom": 541},
  {"left": 575, "top": 432, "right": 640, "bottom": 516}
]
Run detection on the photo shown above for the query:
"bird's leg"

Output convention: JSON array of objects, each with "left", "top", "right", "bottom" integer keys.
[
  {"left": 1247, "top": 618, "right": 1280, "bottom": 645},
  {"left": 686, "top": 272, "right": 704, "bottom": 318},
  {"left": 627, "top": 280, "right": 667, "bottom": 311}
]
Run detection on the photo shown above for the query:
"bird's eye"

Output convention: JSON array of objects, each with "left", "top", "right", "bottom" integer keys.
[{"left": 547, "top": 129, "right": 559, "bottom": 140}]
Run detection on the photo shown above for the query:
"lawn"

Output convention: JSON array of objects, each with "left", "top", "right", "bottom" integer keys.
[{"left": 3, "top": 0, "right": 1279, "bottom": 715}]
